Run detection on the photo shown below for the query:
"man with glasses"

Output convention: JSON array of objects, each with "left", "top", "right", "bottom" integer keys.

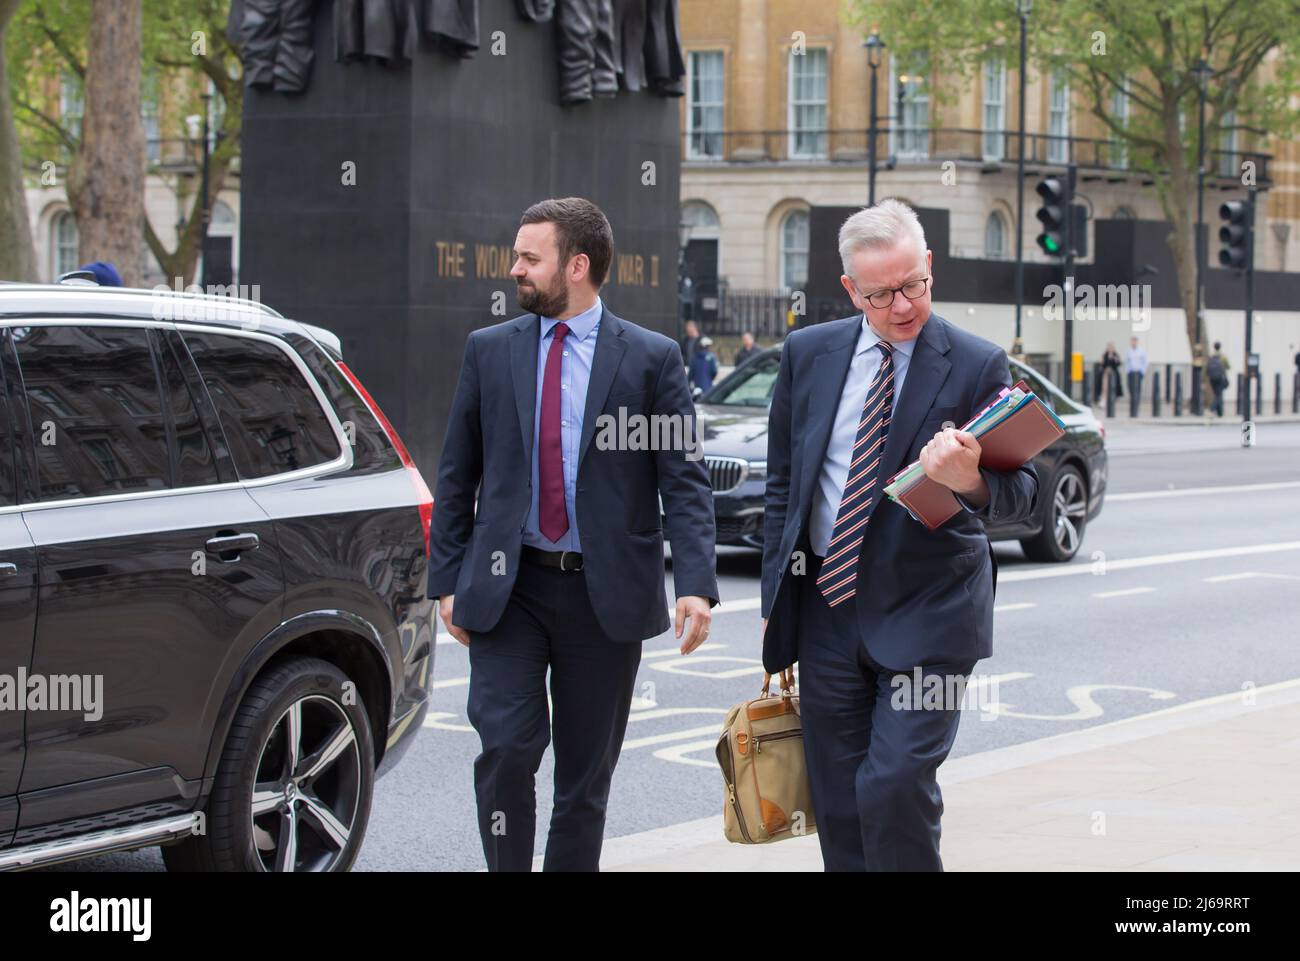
[{"left": 760, "top": 199, "right": 1039, "bottom": 871}]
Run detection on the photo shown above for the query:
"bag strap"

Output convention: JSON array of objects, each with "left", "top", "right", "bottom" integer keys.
[{"left": 760, "top": 666, "right": 795, "bottom": 697}]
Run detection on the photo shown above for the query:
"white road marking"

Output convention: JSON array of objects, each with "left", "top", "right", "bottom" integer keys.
[
  {"left": 622, "top": 725, "right": 725, "bottom": 751},
  {"left": 1202, "top": 571, "right": 1300, "bottom": 583},
  {"left": 652, "top": 739, "right": 720, "bottom": 768},
  {"left": 993, "top": 602, "right": 1037, "bottom": 612},
  {"left": 647, "top": 656, "right": 766, "bottom": 680},
  {"left": 985, "top": 684, "right": 1177, "bottom": 721},
  {"left": 1107, "top": 480, "right": 1300, "bottom": 501},
  {"left": 1091, "top": 586, "right": 1157, "bottom": 598}
]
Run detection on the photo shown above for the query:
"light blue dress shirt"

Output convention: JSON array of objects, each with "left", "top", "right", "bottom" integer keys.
[
  {"left": 809, "top": 314, "right": 986, "bottom": 556},
  {"left": 810, "top": 316, "right": 917, "bottom": 555},
  {"left": 522, "top": 296, "right": 602, "bottom": 552}
]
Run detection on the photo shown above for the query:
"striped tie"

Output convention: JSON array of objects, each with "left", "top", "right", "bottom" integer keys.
[{"left": 817, "top": 341, "right": 894, "bottom": 607}]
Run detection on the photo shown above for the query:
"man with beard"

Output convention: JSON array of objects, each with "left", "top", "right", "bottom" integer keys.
[{"left": 427, "top": 197, "right": 719, "bottom": 871}]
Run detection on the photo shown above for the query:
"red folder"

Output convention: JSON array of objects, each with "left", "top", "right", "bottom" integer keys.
[{"left": 886, "top": 386, "right": 1065, "bottom": 530}]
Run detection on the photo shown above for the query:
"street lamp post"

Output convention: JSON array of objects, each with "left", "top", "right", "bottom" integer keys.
[
  {"left": 865, "top": 30, "right": 886, "bottom": 206},
  {"left": 1192, "top": 54, "right": 1213, "bottom": 416},
  {"left": 199, "top": 92, "right": 212, "bottom": 289},
  {"left": 896, "top": 74, "right": 909, "bottom": 164},
  {"left": 1013, "top": 0, "right": 1032, "bottom": 360},
  {"left": 677, "top": 220, "right": 693, "bottom": 346}
]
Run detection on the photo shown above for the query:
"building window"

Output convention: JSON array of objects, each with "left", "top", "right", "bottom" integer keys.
[
  {"left": 53, "top": 211, "right": 79, "bottom": 278},
  {"left": 788, "top": 48, "right": 828, "bottom": 159},
  {"left": 1048, "top": 69, "right": 1070, "bottom": 163},
  {"left": 687, "top": 51, "right": 725, "bottom": 159},
  {"left": 1218, "top": 109, "right": 1238, "bottom": 177},
  {"left": 59, "top": 73, "right": 83, "bottom": 147},
  {"left": 142, "top": 72, "right": 161, "bottom": 165},
  {"left": 891, "top": 55, "right": 929, "bottom": 159},
  {"left": 1109, "top": 79, "right": 1129, "bottom": 168},
  {"left": 982, "top": 58, "right": 1006, "bottom": 161},
  {"left": 984, "top": 212, "right": 1006, "bottom": 260},
  {"left": 780, "top": 209, "right": 809, "bottom": 290}
]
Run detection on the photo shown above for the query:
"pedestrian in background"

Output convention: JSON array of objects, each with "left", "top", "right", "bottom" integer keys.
[
  {"left": 734, "top": 330, "right": 759, "bottom": 368},
  {"left": 1097, "top": 341, "right": 1123, "bottom": 402},
  {"left": 78, "top": 261, "right": 123, "bottom": 286},
  {"left": 1125, "top": 335, "right": 1148, "bottom": 405},
  {"left": 1207, "top": 341, "right": 1231, "bottom": 417},
  {"left": 680, "top": 319, "right": 700, "bottom": 371},
  {"left": 689, "top": 335, "right": 718, "bottom": 393}
]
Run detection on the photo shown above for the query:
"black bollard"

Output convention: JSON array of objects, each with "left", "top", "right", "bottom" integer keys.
[
  {"left": 1276, "top": 373, "right": 1282, "bottom": 415},
  {"left": 1236, "top": 374, "right": 1244, "bottom": 416},
  {"left": 1129, "top": 371, "right": 1139, "bottom": 418},
  {"left": 1105, "top": 368, "right": 1116, "bottom": 419},
  {"left": 1152, "top": 371, "right": 1161, "bottom": 417},
  {"left": 1256, "top": 373, "right": 1262, "bottom": 415},
  {"left": 1083, "top": 369, "right": 1093, "bottom": 407},
  {"left": 1174, "top": 371, "right": 1183, "bottom": 417}
]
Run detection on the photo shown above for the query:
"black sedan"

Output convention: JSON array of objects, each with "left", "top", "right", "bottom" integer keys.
[{"left": 688, "top": 345, "right": 1107, "bottom": 563}]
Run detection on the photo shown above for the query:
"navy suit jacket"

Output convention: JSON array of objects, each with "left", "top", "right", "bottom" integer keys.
[
  {"left": 428, "top": 304, "right": 719, "bottom": 642},
  {"left": 761, "top": 312, "right": 1039, "bottom": 673}
]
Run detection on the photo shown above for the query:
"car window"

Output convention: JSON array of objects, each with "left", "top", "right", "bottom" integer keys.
[
  {"left": 702, "top": 354, "right": 780, "bottom": 407},
  {"left": 155, "top": 330, "right": 222, "bottom": 488},
  {"left": 13, "top": 325, "right": 170, "bottom": 501},
  {"left": 183, "top": 331, "right": 341, "bottom": 479},
  {"left": 1010, "top": 360, "right": 1072, "bottom": 415}
]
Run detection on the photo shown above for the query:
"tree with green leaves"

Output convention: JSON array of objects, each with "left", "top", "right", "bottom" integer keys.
[
  {"left": 848, "top": 0, "right": 1300, "bottom": 387},
  {"left": 6, "top": 0, "right": 243, "bottom": 285},
  {"left": 0, "top": 0, "right": 37, "bottom": 281}
]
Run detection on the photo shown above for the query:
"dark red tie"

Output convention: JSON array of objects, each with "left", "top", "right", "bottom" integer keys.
[{"left": 538, "top": 322, "right": 571, "bottom": 542}]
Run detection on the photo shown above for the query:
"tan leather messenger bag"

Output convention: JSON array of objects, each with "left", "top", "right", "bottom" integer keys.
[{"left": 715, "top": 667, "right": 817, "bottom": 843}]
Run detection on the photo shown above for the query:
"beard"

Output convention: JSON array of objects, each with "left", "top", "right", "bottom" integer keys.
[{"left": 516, "top": 274, "right": 569, "bottom": 317}]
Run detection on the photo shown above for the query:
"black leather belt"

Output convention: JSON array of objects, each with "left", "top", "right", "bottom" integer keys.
[{"left": 522, "top": 546, "right": 584, "bottom": 572}]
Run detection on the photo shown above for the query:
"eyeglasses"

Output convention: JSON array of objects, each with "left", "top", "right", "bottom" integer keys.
[{"left": 852, "top": 276, "right": 931, "bottom": 310}]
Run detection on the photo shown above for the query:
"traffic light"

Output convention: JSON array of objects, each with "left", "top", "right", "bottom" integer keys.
[
  {"left": 1218, "top": 200, "right": 1250, "bottom": 269},
  {"left": 1035, "top": 178, "right": 1068, "bottom": 257}
]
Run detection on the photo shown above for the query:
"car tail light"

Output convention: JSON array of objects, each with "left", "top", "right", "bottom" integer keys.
[
  {"left": 336, "top": 361, "right": 434, "bottom": 557},
  {"left": 1097, "top": 420, "right": 1106, "bottom": 441}
]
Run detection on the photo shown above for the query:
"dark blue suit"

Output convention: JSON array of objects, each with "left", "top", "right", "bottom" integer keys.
[
  {"left": 428, "top": 304, "right": 718, "bottom": 870},
  {"left": 761, "top": 311, "right": 1038, "bottom": 870}
]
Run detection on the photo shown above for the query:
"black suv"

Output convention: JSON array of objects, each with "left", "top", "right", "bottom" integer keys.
[
  {"left": 0, "top": 283, "right": 434, "bottom": 871},
  {"left": 693, "top": 346, "right": 1108, "bottom": 563}
]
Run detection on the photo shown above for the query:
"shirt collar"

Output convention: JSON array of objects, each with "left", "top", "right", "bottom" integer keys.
[
  {"left": 856, "top": 313, "right": 918, "bottom": 359},
  {"left": 541, "top": 296, "right": 603, "bottom": 342}
]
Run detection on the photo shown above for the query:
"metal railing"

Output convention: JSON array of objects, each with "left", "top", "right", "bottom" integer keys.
[
  {"left": 700, "top": 286, "right": 796, "bottom": 339},
  {"left": 682, "top": 128, "right": 1271, "bottom": 183}
]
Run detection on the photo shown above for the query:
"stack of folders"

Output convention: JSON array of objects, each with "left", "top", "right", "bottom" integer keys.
[{"left": 882, "top": 380, "right": 1067, "bottom": 530}]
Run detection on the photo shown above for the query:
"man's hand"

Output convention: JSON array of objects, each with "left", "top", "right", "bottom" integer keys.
[
  {"left": 919, "top": 427, "right": 987, "bottom": 502},
  {"left": 675, "top": 595, "right": 713, "bottom": 655},
  {"left": 439, "top": 595, "right": 470, "bottom": 647}
]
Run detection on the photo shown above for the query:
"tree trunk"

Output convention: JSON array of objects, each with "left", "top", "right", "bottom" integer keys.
[
  {"left": 0, "top": 0, "right": 37, "bottom": 282},
  {"left": 68, "top": 0, "right": 144, "bottom": 287},
  {"left": 1158, "top": 100, "right": 1210, "bottom": 401}
]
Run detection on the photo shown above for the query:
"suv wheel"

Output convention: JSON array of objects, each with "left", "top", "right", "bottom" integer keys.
[
  {"left": 162, "top": 657, "right": 374, "bottom": 872},
  {"left": 1019, "top": 465, "right": 1088, "bottom": 563}
]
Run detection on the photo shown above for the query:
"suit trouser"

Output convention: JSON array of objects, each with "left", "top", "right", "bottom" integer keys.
[
  {"left": 466, "top": 557, "right": 642, "bottom": 871},
  {"left": 795, "top": 554, "right": 975, "bottom": 871}
]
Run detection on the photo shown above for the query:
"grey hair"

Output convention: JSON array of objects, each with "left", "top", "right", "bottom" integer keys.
[{"left": 838, "top": 199, "right": 928, "bottom": 277}]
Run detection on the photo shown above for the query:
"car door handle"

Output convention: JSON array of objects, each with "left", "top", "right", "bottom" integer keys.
[
  {"left": 0, "top": 562, "right": 17, "bottom": 578},
  {"left": 205, "top": 533, "right": 260, "bottom": 556}
]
